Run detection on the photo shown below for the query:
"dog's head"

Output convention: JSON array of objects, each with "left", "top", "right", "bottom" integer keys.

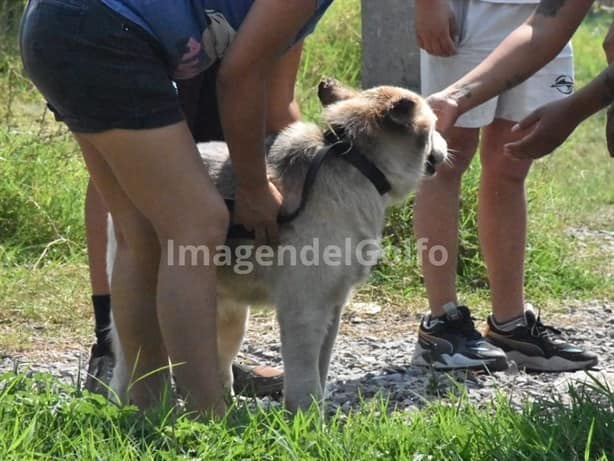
[{"left": 318, "top": 78, "right": 448, "bottom": 201}]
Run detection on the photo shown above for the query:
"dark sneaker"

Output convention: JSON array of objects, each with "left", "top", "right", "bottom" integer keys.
[
  {"left": 412, "top": 304, "right": 509, "bottom": 371},
  {"left": 232, "top": 363, "right": 284, "bottom": 397},
  {"left": 485, "top": 310, "right": 598, "bottom": 372},
  {"left": 84, "top": 341, "right": 114, "bottom": 395}
]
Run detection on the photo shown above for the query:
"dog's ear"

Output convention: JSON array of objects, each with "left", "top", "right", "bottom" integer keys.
[
  {"left": 318, "top": 78, "right": 359, "bottom": 107},
  {"left": 387, "top": 97, "right": 416, "bottom": 127}
]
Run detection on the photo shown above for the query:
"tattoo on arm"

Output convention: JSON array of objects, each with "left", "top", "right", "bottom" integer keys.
[
  {"left": 451, "top": 83, "right": 472, "bottom": 100},
  {"left": 536, "top": 0, "right": 568, "bottom": 17}
]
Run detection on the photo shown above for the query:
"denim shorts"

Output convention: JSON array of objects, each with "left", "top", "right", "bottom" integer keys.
[{"left": 19, "top": 0, "right": 184, "bottom": 132}]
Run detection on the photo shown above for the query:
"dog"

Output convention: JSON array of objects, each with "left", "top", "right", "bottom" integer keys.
[{"left": 107, "top": 79, "right": 448, "bottom": 412}]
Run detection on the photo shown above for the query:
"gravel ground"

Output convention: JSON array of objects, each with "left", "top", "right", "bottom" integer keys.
[{"left": 2, "top": 300, "right": 612, "bottom": 414}]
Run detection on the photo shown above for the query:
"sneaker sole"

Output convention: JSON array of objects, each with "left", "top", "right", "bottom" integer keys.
[
  {"left": 412, "top": 344, "right": 509, "bottom": 372},
  {"left": 84, "top": 355, "right": 114, "bottom": 394},
  {"left": 506, "top": 351, "right": 598, "bottom": 372}
]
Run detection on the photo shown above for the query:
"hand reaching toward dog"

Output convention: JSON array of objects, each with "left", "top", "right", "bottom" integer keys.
[
  {"left": 234, "top": 179, "right": 282, "bottom": 246},
  {"left": 506, "top": 58, "right": 614, "bottom": 160},
  {"left": 415, "top": 0, "right": 457, "bottom": 57},
  {"left": 504, "top": 98, "right": 579, "bottom": 160},
  {"left": 427, "top": 90, "right": 462, "bottom": 134}
]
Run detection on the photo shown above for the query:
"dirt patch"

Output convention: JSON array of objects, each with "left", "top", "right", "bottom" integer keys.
[{"left": 3, "top": 299, "right": 612, "bottom": 413}]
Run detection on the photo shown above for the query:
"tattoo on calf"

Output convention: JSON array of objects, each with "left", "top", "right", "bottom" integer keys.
[{"left": 536, "top": 0, "right": 568, "bottom": 17}]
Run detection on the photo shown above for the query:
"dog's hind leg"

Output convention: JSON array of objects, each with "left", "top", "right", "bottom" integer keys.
[{"left": 217, "top": 300, "right": 249, "bottom": 395}]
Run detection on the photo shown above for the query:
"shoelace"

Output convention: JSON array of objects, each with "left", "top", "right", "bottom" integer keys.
[
  {"left": 449, "top": 311, "right": 482, "bottom": 340},
  {"left": 530, "top": 310, "right": 562, "bottom": 340}
]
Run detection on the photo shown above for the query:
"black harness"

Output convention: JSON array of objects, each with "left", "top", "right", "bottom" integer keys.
[{"left": 226, "top": 129, "right": 392, "bottom": 240}]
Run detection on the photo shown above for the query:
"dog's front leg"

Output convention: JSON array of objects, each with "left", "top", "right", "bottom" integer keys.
[
  {"left": 318, "top": 303, "right": 343, "bottom": 391},
  {"left": 277, "top": 301, "right": 331, "bottom": 413}
]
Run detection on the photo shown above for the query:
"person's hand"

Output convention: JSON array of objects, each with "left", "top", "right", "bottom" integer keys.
[
  {"left": 427, "top": 90, "right": 461, "bottom": 134},
  {"left": 234, "top": 179, "right": 282, "bottom": 245},
  {"left": 415, "top": 0, "right": 458, "bottom": 57},
  {"left": 504, "top": 98, "right": 580, "bottom": 160},
  {"left": 603, "top": 22, "right": 614, "bottom": 64}
]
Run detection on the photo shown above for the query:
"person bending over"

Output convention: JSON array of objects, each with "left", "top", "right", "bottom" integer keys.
[{"left": 20, "top": 0, "right": 332, "bottom": 415}]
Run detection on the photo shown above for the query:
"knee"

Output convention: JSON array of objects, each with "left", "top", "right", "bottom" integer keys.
[
  {"left": 433, "top": 157, "right": 472, "bottom": 184},
  {"left": 481, "top": 156, "right": 532, "bottom": 185},
  {"left": 155, "top": 198, "right": 229, "bottom": 248},
  {"left": 437, "top": 129, "right": 479, "bottom": 181}
]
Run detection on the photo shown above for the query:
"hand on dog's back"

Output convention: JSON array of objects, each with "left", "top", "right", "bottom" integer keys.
[{"left": 233, "top": 180, "right": 282, "bottom": 246}]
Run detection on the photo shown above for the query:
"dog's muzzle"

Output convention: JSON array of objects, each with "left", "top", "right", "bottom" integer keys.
[
  {"left": 425, "top": 131, "right": 448, "bottom": 176},
  {"left": 425, "top": 154, "right": 437, "bottom": 176},
  {"left": 424, "top": 146, "right": 447, "bottom": 176}
]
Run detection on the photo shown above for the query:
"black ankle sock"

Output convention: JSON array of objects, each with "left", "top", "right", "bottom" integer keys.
[{"left": 92, "top": 294, "right": 111, "bottom": 343}]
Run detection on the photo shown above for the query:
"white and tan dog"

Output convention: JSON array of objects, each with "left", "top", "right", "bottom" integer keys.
[{"left": 108, "top": 80, "right": 447, "bottom": 412}]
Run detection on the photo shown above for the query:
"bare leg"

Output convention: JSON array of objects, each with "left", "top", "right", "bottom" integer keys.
[
  {"left": 85, "top": 179, "right": 110, "bottom": 296},
  {"left": 76, "top": 122, "right": 229, "bottom": 415},
  {"left": 78, "top": 137, "right": 170, "bottom": 407},
  {"left": 479, "top": 119, "right": 532, "bottom": 322},
  {"left": 84, "top": 178, "right": 116, "bottom": 396},
  {"left": 413, "top": 127, "right": 479, "bottom": 317}
]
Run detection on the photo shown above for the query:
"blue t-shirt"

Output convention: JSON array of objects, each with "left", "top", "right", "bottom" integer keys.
[{"left": 100, "top": 0, "right": 333, "bottom": 80}]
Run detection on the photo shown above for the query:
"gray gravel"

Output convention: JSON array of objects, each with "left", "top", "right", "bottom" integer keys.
[{"left": 2, "top": 300, "right": 612, "bottom": 414}]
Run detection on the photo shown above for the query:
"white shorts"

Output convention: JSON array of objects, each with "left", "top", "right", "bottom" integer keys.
[{"left": 420, "top": 0, "right": 574, "bottom": 128}]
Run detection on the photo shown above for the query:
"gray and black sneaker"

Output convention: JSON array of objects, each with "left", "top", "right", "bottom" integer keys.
[
  {"left": 412, "top": 303, "right": 509, "bottom": 371},
  {"left": 84, "top": 339, "right": 114, "bottom": 395},
  {"left": 485, "top": 309, "right": 598, "bottom": 372}
]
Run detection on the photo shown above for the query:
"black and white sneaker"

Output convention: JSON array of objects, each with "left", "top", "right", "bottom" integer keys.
[
  {"left": 485, "top": 310, "right": 598, "bottom": 372},
  {"left": 412, "top": 304, "right": 509, "bottom": 371},
  {"left": 84, "top": 339, "right": 114, "bottom": 395}
]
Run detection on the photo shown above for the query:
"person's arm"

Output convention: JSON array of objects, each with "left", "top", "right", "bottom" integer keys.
[
  {"left": 429, "top": 0, "right": 594, "bottom": 133},
  {"left": 216, "top": 0, "right": 316, "bottom": 244},
  {"left": 415, "top": 0, "right": 457, "bottom": 57},
  {"left": 503, "top": 63, "right": 614, "bottom": 159},
  {"left": 603, "top": 20, "right": 614, "bottom": 63},
  {"left": 604, "top": 21, "right": 614, "bottom": 157},
  {"left": 266, "top": 42, "right": 303, "bottom": 134}
]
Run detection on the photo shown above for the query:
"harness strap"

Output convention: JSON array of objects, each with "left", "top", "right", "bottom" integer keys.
[{"left": 225, "top": 130, "right": 391, "bottom": 240}]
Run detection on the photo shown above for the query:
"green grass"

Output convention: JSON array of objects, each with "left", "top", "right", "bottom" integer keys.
[
  {"left": 0, "top": 3, "right": 613, "bottom": 459},
  {"left": 0, "top": 0, "right": 611, "bottom": 348},
  {"left": 0, "top": 372, "right": 612, "bottom": 460}
]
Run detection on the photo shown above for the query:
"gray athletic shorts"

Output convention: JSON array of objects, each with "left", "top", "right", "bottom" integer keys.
[{"left": 420, "top": 0, "right": 574, "bottom": 128}]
